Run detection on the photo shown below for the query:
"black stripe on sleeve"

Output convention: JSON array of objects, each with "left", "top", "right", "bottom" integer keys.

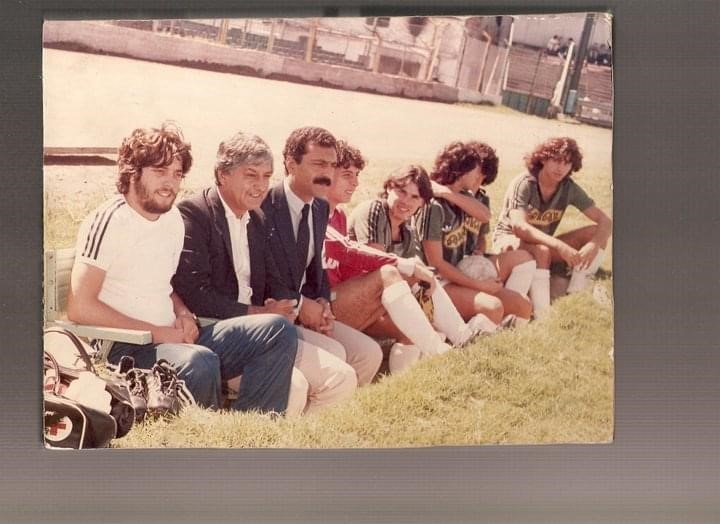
[{"left": 82, "top": 198, "right": 125, "bottom": 260}]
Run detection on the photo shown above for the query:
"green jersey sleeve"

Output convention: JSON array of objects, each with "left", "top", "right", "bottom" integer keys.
[
  {"left": 418, "top": 200, "right": 445, "bottom": 242},
  {"left": 567, "top": 180, "right": 595, "bottom": 211}
]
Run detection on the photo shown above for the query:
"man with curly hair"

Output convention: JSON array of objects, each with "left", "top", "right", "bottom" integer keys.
[
  {"left": 493, "top": 137, "right": 613, "bottom": 316},
  {"left": 417, "top": 141, "right": 535, "bottom": 325},
  {"left": 68, "top": 122, "right": 298, "bottom": 414}
]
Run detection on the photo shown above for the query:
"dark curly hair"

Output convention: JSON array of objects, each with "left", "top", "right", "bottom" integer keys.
[
  {"left": 524, "top": 137, "right": 583, "bottom": 177},
  {"left": 116, "top": 121, "right": 192, "bottom": 194},
  {"left": 430, "top": 141, "right": 499, "bottom": 186},
  {"left": 335, "top": 139, "right": 366, "bottom": 171},
  {"left": 282, "top": 126, "right": 337, "bottom": 174},
  {"left": 380, "top": 165, "right": 433, "bottom": 203}
]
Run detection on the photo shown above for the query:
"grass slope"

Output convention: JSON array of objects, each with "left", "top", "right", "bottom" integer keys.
[{"left": 115, "top": 281, "right": 613, "bottom": 448}]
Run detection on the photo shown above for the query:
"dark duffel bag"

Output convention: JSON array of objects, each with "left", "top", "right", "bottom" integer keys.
[
  {"left": 43, "top": 351, "right": 118, "bottom": 449},
  {"left": 44, "top": 328, "right": 135, "bottom": 440}
]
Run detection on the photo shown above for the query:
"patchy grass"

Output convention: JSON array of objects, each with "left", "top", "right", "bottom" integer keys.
[{"left": 115, "top": 282, "right": 613, "bottom": 448}]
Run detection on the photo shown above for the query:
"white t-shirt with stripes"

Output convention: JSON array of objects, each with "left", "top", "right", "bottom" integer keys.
[{"left": 73, "top": 196, "right": 184, "bottom": 327}]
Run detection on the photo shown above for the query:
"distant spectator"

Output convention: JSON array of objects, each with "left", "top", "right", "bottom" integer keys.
[
  {"left": 597, "top": 43, "right": 612, "bottom": 66},
  {"left": 559, "top": 38, "right": 575, "bottom": 59},
  {"left": 587, "top": 43, "right": 599, "bottom": 64},
  {"left": 546, "top": 35, "right": 560, "bottom": 56}
]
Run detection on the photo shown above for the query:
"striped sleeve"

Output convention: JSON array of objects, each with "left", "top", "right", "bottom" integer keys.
[
  {"left": 366, "top": 200, "right": 386, "bottom": 245},
  {"left": 74, "top": 198, "right": 126, "bottom": 270},
  {"left": 507, "top": 175, "right": 534, "bottom": 211},
  {"left": 417, "top": 200, "right": 444, "bottom": 242}
]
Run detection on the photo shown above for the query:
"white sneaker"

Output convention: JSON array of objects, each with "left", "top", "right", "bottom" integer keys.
[
  {"left": 454, "top": 314, "right": 497, "bottom": 347},
  {"left": 389, "top": 343, "right": 421, "bottom": 374},
  {"left": 433, "top": 342, "right": 452, "bottom": 355}
]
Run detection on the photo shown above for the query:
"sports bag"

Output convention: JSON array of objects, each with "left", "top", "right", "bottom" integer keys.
[
  {"left": 43, "top": 351, "right": 117, "bottom": 449},
  {"left": 43, "top": 327, "right": 135, "bottom": 438}
]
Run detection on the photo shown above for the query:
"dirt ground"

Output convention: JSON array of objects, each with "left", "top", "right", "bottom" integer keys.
[{"left": 43, "top": 48, "right": 612, "bottom": 200}]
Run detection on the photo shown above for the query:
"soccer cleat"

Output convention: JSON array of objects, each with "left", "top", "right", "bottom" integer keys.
[
  {"left": 146, "top": 360, "right": 182, "bottom": 416},
  {"left": 499, "top": 314, "right": 518, "bottom": 330},
  {"left": 124, "top": 368, "right": 148, "bottom": 422},
  {"left": 118, "top": 355, "right": 135, "bottom": 375},
  {"left": 454, "top": 314, "right": 496, "bottom": 347}
]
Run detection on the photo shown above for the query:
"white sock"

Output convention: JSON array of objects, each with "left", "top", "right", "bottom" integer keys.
[
  {"left": 388, "top": 343, "right": 422, "bottom": 375},
  {"left": 504, "top": 260, "right": 536, "bottom": 296},
  {"left": 515, "top": 316, "right": 529, "bottom": 327},
  {"left": 567, "top": 249, "right": 605, "bottom": 294},
  {"left": 430, "top": 283, "right": 469, "bottom": 346},
  {"left": 529, "top": 268, "right": 551, "bottom": 317},
  {"left": 381, "top": 280, "right": 449, "bottom": 356}
]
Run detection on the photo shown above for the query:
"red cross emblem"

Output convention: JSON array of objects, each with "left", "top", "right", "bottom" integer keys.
[{"left": 45, "top": 413, "right": 73, "bottom": 442}]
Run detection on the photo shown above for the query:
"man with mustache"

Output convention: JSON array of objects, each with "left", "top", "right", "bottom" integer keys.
[
  {"left": 261, "top": 127, "right": 382, "bottom": 386},
  {"left": 67, "top": 122, "right": 298, "bottom": 414},
  {"left": 172, "top": 131, "right": 357, "bottom": 415}
]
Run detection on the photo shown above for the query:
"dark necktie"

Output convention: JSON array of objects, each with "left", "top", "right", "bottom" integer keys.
[{"left": 296, "top": 204, "right": 310, "bottom": 286}]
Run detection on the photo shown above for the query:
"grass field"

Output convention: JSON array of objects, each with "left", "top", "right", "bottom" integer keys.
[{"left": 43, "top": 49, "right": 613, "bottom": 447}]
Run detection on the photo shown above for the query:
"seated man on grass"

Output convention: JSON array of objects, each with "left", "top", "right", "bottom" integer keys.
[
  {"left": 172, "top": 131, "right": 357, "bottom": 416},
  {"left": 325, "top": 140, "right": 495, "bottom": 373},
  {"left": 492, "top": 137, "right": 613, "bottom": 317},
  {"left": 67, "top": 122, "right": 297, "bottom": 414}
]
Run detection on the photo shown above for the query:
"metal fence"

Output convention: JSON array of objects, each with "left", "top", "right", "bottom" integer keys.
[{"left": 112, "top": 19, "right": 437, "bottom": 80}]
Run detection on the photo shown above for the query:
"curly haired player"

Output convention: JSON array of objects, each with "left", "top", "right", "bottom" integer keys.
[{"left": 493, "top": 137, "right": 612, "bottom": 316}]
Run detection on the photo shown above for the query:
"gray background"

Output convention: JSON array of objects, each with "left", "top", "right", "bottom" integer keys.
[{"left": 1, "top": 1, "right": 718, "bottom": 522}]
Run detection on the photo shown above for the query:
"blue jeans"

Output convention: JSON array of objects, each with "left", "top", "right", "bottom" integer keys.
[{"left": 109, "top": 314, "right": 297, "bottom": 413}]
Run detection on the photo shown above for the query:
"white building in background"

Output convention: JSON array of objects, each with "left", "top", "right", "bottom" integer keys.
[{"left": 510, "top": 13, "right": 612, "bottom": 48}]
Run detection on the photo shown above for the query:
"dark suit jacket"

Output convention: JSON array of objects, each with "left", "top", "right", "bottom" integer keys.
[
  {"left": 260, "top": 182, "right": 331, "bottom": 302},
  {"left": 172, "top": 187, "right": 293, "bottom": 319}
]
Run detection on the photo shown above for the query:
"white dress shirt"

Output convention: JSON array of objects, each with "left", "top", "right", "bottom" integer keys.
[
  {"left": 283, "top": 178, "right": 315, "bottom": 287},
  {"left": 218, "top": 190, "right": 253, "bottom": 305}
]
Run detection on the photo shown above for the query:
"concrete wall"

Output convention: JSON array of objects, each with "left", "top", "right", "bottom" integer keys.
[{"left": 43, "top": 21, "right": 492, "bottom": 105}]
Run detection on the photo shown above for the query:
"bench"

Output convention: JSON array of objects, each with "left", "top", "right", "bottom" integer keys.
[
  {"left": 44, "top": 248, "right": 152, "bottom": 362},
  {"left": 44, "top": 248, "right": 241, "bottom": 401}
]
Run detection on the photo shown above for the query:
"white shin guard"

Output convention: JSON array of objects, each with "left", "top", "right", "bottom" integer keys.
[
  {"left": 504, "top": 260, "right": 537, "bottom": 296},
  {"left": 529, "top": 268, "right": 551, "bottom": 318},
  {"left": 430, "top": 283, "right": 469, "bottom": 346},
  {"left": 381, "top": 280, "right": 449, "bottom": 356}
]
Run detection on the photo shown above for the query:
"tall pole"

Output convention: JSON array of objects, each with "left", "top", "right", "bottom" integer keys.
[
  {"left": 305, "top": 19, "right": 317, "bottom": 63},
  {"left": 565, "top": 13, "right": 594, "bottom": 114},
  {"left": 217, "top": 19, "right": 229, "bottom": 45},
  {"left": 454, "top": 30, "right": 468, "bottom": 88},
  {"left": 266, "top": 19, "right": 276, "bottom": 52}
]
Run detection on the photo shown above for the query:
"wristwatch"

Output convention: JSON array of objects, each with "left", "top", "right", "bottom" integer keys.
[{"left": 180, "top": 311, "right": 201, "bottom": 329}]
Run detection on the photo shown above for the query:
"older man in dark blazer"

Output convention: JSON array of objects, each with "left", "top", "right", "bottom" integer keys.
[
  {"left": 261, "top": 127, "right": 382, "bottom": 386},
  {"left": 173, "top": 131, "right": 357, "bottom": 415}
]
